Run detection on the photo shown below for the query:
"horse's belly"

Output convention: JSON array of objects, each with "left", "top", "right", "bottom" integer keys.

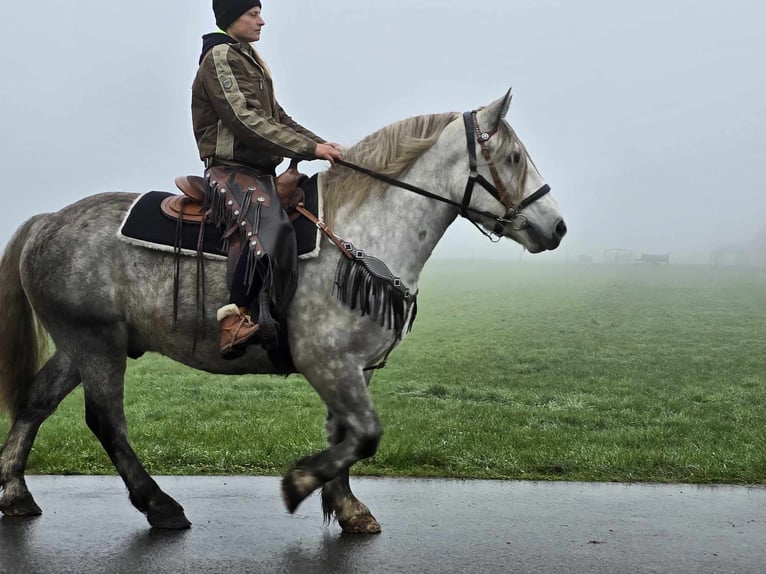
[{"left": 162, "top": 345, "right": 279, "bottom": 376}]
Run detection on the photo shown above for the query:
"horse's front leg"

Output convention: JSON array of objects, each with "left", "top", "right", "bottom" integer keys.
[
  {"left": 281, "top": 369, "right": 382, "bottom": 521},
  {"left": 320, "top": 413, "right": 381, "bottom": 534}
]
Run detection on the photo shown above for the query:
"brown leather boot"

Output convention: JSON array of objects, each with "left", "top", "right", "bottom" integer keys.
[{"left": 217, "top": 304, "right": 260, "bottom": 359}]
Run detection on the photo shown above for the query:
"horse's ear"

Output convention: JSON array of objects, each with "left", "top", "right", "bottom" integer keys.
[
  {"left": 480, "top": 89, "right": 513, "bottom": 132},
  {"left": 499, "top": 88, "right": 513, "bottom": 119}
]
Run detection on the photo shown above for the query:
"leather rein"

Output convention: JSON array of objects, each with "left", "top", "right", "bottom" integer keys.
[{"left": 335, "top": 110, "right": 551, "bottom": 241}]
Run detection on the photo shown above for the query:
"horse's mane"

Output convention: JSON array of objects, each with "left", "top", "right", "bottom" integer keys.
[
  {"left": 319, "top": 110, "right": 531, "bottom": 228},
  {"left": 320, "top": 112, "right": 460, "bottom": 227}
]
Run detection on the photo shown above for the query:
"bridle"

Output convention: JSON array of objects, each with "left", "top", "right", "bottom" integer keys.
[
  {"left": 335, "top": 109, "right": 551, "bottom": 241},
  {"left": 460, "top": 111, "right": 551, "bottom": 238}
]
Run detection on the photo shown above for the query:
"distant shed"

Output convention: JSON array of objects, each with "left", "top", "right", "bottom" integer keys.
[{"left": 637, "top": 253, "right": 670, "bottom": 264}]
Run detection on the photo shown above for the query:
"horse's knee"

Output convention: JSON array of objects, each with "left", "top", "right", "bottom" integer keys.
[{"left": 355, "top": 419, "right": 382, "bottom": 459}]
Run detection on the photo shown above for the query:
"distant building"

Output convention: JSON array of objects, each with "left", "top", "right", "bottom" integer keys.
[{"left": 637, "top": 253, "right": 670, "bottom": 264}]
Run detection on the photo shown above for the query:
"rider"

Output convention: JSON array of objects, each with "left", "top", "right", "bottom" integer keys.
[{"left": 192, "top": 0, "right": 343, "bottom": 358}]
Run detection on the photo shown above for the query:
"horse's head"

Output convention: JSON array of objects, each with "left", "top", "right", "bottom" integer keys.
[{"left": 457, "top": 90, "right": 567, "bottom": 253}]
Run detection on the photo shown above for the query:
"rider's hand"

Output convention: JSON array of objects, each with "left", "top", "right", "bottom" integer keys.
[{"left": 315, "top": 142, "right": 343, "bottom": 164}]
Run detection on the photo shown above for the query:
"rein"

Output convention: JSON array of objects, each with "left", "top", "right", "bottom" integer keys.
[{"left": 335, "top": 110, "right": 551, "bottom": 241}]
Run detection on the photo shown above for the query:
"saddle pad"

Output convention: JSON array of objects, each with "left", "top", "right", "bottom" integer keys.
[{"left": 118, "top": 175, "right": 321, "bottom": 260}]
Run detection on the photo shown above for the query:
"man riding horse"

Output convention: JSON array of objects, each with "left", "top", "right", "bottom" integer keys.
[{"left": 192, "top": 0, "right": 343, "bottom": 358}]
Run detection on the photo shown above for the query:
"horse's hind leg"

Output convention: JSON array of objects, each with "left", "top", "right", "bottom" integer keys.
[
  {"left": 75, "top": 330, "right": 191, "bottom": 529},
  {"left": 321, "top": 414, "right": 381, "bottom": 534},
  {"left": 0, "top": 352, "right": 81, "bottom": 516}
]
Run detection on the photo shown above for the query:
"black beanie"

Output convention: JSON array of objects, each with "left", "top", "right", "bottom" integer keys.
[{"left": 213, "top": 0, "right": 262, "bottom": 31}]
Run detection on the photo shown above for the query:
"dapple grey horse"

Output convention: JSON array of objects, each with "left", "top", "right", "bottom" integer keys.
[{"left": 0, "top": 92, "right": 566, "bottom": 533}]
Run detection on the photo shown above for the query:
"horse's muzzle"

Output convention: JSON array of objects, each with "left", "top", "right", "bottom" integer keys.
[
  {"left": 552, "top": 218, "right": 568, "bottom": 247},
  {"left": 527, "top": 217, "right": 567, "bottom": 251}
]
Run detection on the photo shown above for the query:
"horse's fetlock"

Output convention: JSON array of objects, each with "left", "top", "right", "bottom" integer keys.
[{"left": 282, "top": 467, "right": 321, "bottom": 514}]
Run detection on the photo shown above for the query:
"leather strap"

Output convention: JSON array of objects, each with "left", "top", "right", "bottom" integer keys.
[
  {"left": 472, "top": 111, "right": 511, "bottom": 208},
  {"left": 461, "top": 111, "right": 478, "bottom": 217},
  {"left": 518, "top": 184, "right": 551, "bottom": 211},
  {"left": 294, "top": 203, "right": 354, "bottom": 259}
]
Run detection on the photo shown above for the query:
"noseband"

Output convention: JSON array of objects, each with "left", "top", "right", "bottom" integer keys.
[
  {"left": 461, "top": 111, "right": 551, "bottom": 235},
  {"left": 334, "top": 110, "right": 551, "bottom": 240}
]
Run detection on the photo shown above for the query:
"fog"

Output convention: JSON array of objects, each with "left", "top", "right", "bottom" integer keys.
[{"left": 1, "top": 0, "right": 764, "bottom": 265}]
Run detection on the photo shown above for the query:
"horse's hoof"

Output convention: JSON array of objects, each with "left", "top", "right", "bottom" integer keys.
[
  {"left": 340, "top": 514, "right": 382, "bottom": 534},
  {"left": 0, "top": 493, "right": 43, "bottom": 517},
  {"left": 281, "top": 468, "right": 320, "bottom": 514},
  {"left": 148, "top": 510, "right": 192, "bottom": 530}
]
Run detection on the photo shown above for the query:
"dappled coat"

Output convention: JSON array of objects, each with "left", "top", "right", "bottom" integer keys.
[{"left": 192, "top": 33, "right": 325, "bottom": 173}]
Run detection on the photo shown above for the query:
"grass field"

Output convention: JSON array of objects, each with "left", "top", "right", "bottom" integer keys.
[{"left": 2, "top": 261, "right": 765, "bottom": 484}]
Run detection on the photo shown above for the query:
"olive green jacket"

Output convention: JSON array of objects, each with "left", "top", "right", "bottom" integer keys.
[{"left": 192, "top": 35, "right": 324, "bottom": 173}]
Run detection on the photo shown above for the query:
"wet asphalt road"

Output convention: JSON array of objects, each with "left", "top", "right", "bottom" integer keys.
[{"left": 0, "top": 476, "right": 764, "bottom": 574}]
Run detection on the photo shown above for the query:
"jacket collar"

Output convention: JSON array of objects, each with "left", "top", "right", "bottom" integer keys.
[{"left": 199, "top": 32, "right": 238, "bottom": 64}]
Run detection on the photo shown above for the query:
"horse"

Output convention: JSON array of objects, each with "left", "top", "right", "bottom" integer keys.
[{"left": 0, "top": 91, "right": 566, "bottom": 533}]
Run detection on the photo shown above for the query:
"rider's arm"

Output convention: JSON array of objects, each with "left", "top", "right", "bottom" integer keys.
[{"left": 274, "top": 102, "right": 325, "bottom": 145}]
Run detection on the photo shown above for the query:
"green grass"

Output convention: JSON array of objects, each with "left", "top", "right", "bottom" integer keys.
[{"left": 2, "top": 261, "right": 765, "bottom": 484}]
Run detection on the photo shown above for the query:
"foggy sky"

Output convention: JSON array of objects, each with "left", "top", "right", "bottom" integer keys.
[{"left": 1, "top": 0, "right": 764, "bottom": 263}]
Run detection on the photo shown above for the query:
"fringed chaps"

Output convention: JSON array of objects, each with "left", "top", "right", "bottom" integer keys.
[{"left": 203, "top": 165, "right": 298, "bottom": 347}]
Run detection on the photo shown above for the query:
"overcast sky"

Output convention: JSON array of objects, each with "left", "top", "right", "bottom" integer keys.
[{"left": 1, "top": 0, "right": 764, "bottom": 263}]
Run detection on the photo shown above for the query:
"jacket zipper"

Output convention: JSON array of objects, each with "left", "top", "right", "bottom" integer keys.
[{"left": 242, "top": 51, "right": 265, "bottom": 90}]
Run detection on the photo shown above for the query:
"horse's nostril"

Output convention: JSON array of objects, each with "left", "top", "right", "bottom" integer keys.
[{"left": 555, "top": 219, "right": 568, "bottom": 239}]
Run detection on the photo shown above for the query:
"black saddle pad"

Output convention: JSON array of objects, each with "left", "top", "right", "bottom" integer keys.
[{"left": 119, "top": 175, "right": 320, "bottom": 258}]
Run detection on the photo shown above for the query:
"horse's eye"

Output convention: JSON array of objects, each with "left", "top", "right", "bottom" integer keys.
[{"left": 510, "top": 152, "right": 521, "bottom": 164}]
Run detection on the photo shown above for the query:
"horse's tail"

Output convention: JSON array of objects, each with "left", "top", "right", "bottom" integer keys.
[{"left": 0, "top": 216, "right": 48, "bottom": 422}]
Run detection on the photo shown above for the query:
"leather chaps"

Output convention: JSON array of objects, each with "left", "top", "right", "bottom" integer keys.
[{"left": 203, "top": 165, "right": 298, "bottom": 348}]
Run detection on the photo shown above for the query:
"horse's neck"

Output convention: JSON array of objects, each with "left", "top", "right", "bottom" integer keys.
[{"left": 330, "top": 161, "right": 458, "bottom": 287}]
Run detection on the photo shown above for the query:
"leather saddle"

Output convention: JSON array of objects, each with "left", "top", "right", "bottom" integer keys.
[
  {"left": 161, "top": 176, "right": 207, "bottom": 223},
  {"left": 161, "top": 161, "right": 306, "bottom": 224}
]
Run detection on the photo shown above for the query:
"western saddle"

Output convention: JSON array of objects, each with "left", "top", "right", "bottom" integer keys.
[
  {"left": 162, "top": 162, "right": 306, "bottom": 225},
  {"left": 161, "top": 176, "right": 207, "bottom": 223}
]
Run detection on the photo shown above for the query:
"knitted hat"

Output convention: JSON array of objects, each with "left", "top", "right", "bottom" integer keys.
[{"left": 213, "top": 0, "right": 262, "bottom": 31}]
